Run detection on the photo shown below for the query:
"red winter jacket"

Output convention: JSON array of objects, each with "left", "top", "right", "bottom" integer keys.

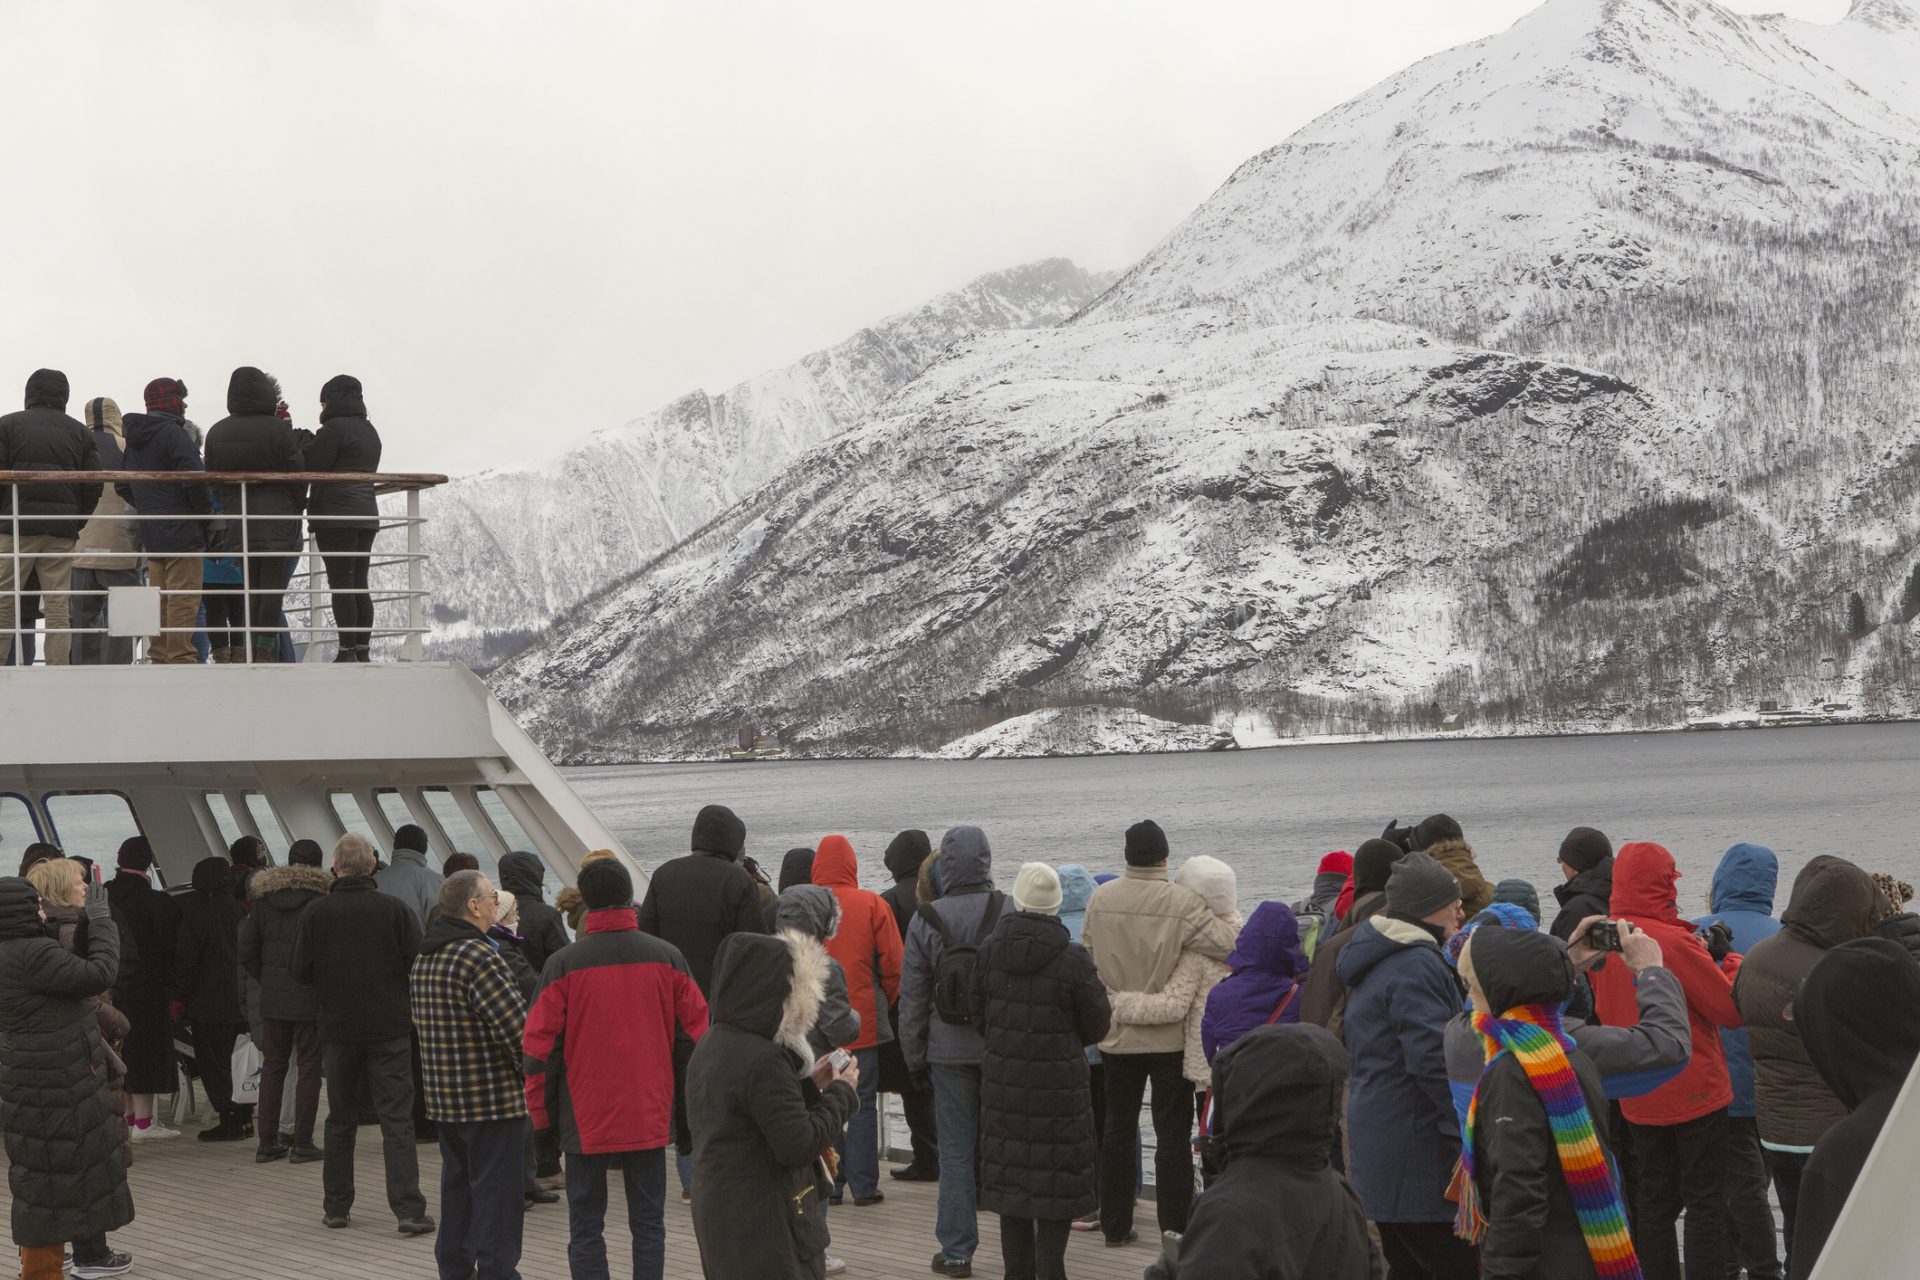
[
  {"left": 812, "top": 836, "right": 904, "bottom": 1053},
  {"left": 1591, "top": 841, "right": 1742, "bottom": 1126},
  {"left": 523, "top": 906, "right": 709, "bottom": 1154}
]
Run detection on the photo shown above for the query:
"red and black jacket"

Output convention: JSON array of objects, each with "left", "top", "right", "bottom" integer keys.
[{"left": 523, "top": 906, "right": 709, "bottom": 1154}]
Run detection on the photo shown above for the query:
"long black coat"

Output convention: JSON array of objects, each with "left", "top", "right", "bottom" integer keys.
[
  {"left": 968, "top": 910, "right": 1110, "bottom": 1221},
  {"left": 0, "top": 881, "right": 135, "bottom": 1248},
  {"left": 638, "top": 849, "right": 769, "bottom": 995},
  {"left": 104, "top": 869, "right": 180, "bottom": 1093},
  {"left": 203, "top": 367, "right": 306, "bottom": 553},
  {"left": 689, "top": 932, "right": 858, "bottom": 1280},
  {"left": 498, "top": 851, "right": 570, "bottom": 975},
  {"left": 301, "top": 392, "right": 381, "bottom": 533},
  {"left": 0, "top": 370, "right": 102, "bottom": 539},
  {"left": 175, "top": 858, "right": 245, "bottom": 1025},
  {"left": 238, "top": 865, "right": 331, "bottom": 1022},
  {"left": 292, "top": 875, "right": 422, "bottom": 1044}
]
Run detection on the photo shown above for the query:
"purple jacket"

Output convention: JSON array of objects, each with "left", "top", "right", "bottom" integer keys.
[{"left": 1202, "top": 902, "right": 1311, "bottom": 1060}]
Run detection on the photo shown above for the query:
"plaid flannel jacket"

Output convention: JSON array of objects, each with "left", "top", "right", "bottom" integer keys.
[{"left": 410, "top": 925, "right": 529, "bottom": 1124}]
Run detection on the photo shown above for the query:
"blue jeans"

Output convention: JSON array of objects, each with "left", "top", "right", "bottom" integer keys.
[
  {"left": 674, "top": 1151, "right": 693, "bottom": 1195},
  {"left": 564, "top": 1147, "right": 666, "bottom": 1280},
  {"left": 437, "top": 1117, "right": 529, "bottom": 1280},
  {"left": 930, "top": 1063, "right": 983, "bottom": 1262},
  {"left": 833, "top": 1047, "right": 881, "bottom": 1200}
]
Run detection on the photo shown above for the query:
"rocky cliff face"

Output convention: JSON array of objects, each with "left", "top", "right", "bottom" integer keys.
[
  {"left": 416, "top": 258, "right": 1112, "bottom": 660},
  {"left": 492, "top": 0, "right": 1920, "bottom": 761}
]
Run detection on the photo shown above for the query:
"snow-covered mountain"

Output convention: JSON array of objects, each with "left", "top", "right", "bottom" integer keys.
[
  {"left": 418, "top": 258, "right": 1111, "bottom": 657},
  {"left": 493, "top": 0, "right": 1920, "bottom": 762}
]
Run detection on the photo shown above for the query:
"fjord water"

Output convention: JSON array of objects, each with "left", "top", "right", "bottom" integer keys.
[{"left": 568, "top": 723, "right": 1920, "bottom": 908}]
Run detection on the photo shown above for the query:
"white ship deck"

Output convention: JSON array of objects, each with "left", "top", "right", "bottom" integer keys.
[{"left": 0, "top": 1114, "right": 1161, "bottom": 1280}]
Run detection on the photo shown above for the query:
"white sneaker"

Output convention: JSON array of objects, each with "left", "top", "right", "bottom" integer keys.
[
  {"left": 823, "top": 1258, "right": 847, "bottom": 1276},
  {"left": 130, "top": 1122, "right": 180, "bottom": 1141}
]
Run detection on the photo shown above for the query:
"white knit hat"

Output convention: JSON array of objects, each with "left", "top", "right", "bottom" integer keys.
[{"left": 1012, "top": 862, "right": 1063, "bottom": 915}]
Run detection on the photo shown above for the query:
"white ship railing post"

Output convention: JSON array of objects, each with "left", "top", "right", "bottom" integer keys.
[
  {"left": 303, "top": 523, "right": 325, "bottom": 663},
  {"left": 6, "top": 483, "right": 19, "bottom": 665},
  {"left": 240, "top": 480, "right": 253, "bottom": 664},
  {"left": 405, "top": 487, "right": 424, "bottom": 662}
]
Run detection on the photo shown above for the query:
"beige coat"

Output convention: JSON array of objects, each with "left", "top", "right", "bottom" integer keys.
[
  {"left": 1106, "top": 912, "right": 1242, "bottom": 1086},
  {"left": 73, "top": 398, "right": 140, "bottom": 571},
  {"left": 1423, "top": 837, "right": 1492, "bottom": 916},
  {"left": 1082, "top": 866, "right": 1239, "bottom": 1055}
]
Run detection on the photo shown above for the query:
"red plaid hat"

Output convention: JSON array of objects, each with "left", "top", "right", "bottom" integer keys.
[{"left": 143, "top": 377, "right": 187, "bottom": 416}]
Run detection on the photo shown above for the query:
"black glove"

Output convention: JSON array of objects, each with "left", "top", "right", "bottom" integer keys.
[
  {"left": 1701, "top": 920, "right": 1734, "bottom": 963},
  {"left": 84, "top": 880, "right": 112, "bottom": 920}
]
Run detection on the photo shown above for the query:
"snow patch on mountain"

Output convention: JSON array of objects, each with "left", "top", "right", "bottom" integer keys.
[{"left": 938, "top": 707, "right": 1231, "bottom": 759}]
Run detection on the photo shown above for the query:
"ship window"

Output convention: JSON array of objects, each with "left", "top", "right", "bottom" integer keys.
[
  {"left": 1, "top": 793, "right": 47, "bottom": 862},
  {"left": 244, "top": 795, "right": 290, "bottom": 860},
  {"left": 329, "top": 793, "right": 380, "bottom": 841},
  {"left": 421, "top": 788, "right": 489, "bottom": 875},
  {"left": 375, "top": 790, "right": 414, "bottom": 833},
  {"left": 204, "top": 794, "right": 245, "bottom": 849},
  {"left": 476, "top": 789, "right": 562, "bottom": 896},
  {"left": 41, "top": 791, "right": 141, "bottom": 855}
]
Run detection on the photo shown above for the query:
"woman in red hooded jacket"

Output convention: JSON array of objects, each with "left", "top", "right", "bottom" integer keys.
[
  {"left": 1590, "top": 841, "right": 1743, "bottom": 1280},
  {"left": 811, "top": 835, "right": 905, "bottom": 1207}
]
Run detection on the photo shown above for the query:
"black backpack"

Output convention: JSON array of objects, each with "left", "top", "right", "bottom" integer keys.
[{"left": 917, "top": 892, "right": 1005, "bottom": 1026}]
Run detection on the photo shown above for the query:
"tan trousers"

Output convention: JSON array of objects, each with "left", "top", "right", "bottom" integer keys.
[
  {"left": 147, "top": 555, "right": 203, "bottom": 665},
  {"left": 0, "top": 533, "right": 77, "bottom": 665}
]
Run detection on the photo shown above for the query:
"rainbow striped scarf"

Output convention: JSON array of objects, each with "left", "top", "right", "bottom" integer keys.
[{"left": 1455, "top": 1003, "right": 1641, "bottom": 1279}]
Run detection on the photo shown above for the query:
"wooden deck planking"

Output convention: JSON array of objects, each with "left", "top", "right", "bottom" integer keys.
[{"left": 3, "top": 1117, "right": 1162, "bottom": 1279}]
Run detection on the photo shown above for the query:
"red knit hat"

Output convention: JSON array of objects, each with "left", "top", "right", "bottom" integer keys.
[{"left": 143, "top": 377, "right": 187, "bottom": 416}]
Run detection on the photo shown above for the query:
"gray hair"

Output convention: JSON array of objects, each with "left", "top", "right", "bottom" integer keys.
[
  {"left": 333, "top": 833, "right": 377, "bottom": 877},
  {"left": 440, "top": 869, "right": 491, "bottom": 920}
]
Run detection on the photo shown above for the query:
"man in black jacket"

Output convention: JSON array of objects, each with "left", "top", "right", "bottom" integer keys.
[
  {"left": 203, "top": 367, "right": 305, "bottom": 663},
  {"left": 118, "top": 378, "right": 215, "bottom": 665},
  {"left": 292, "top": 833, "right": 433, "bottom": 1235},
  {"left": 1549, "top": 827, "right": 1615, "bottom": 942},
  {"left": 879, "top": 828, "right": 940, "bottom": 1182},
  {"left": 241, "top": 843, "right": 333, "bottom": 1164},
  {"left": 0, "top": 369, "right": 102, "bottom": 665},
  {"left": 637, "top": 804, "right": 769, "bottom": 1197}
]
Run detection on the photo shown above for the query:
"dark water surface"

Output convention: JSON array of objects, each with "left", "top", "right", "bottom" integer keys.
[{"left": 565, "top": 722, "right": 1920, "bottom": 910}]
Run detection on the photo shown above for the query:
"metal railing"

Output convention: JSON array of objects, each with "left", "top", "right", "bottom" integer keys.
[{"left": 1, "top": 471, "right": 447, "bottom": 666}]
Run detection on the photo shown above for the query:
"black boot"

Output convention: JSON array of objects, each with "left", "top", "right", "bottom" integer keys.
[{"left": 199, "top": 1112, "right": 248, "bottom": 1143}]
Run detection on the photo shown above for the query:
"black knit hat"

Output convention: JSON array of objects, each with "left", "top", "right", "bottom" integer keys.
[
  {"left": 1386, "top": 851, "right": 1461, "bottom": 919},
  {"left": 1558, "top": 826, "right": 1613, "bottom": 873},
  {"left": 116, "top": 836, "right": 155, "bottom": 871},
  {"left": 288, "top": 839, "right": 324, "bottom": 868},
  {"left": 578, "top": 858, "right": 634, "bottom": 910},
  {"left": 1411, "top": 813, "right": 1464, "bottom": 851},
  {"left": 883, "top": 829, "right": 933, "bottom": 883},
  {"left": 1124, "top": 819, "right": 1170, "bottom": 868},
  {"left": 692, "top": 804, "right": 746, "bottom": 860},
  {"left": 1351, "top": 838, "right": 1405, "bottom": 895}
]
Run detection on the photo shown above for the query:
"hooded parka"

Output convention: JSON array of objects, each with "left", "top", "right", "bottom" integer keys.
[
  {"left": 773, "top": 886, "right": 861, "bottom": 1055},
  {"left": 237, "top": 864, "right": 332, "bottom": 1022},
  {"left": 901, "top": 826, "right": 1001, "bottom": 1069},
  {"left": 104, "top": 861, "right": 181, "bottom": 1093},
  {"left": 1203, "top": 900, "right": 1311, "bottom": 1060},
  {"left": 0, "top": 370, "right": 102, "bottom": 539},
  {"left": 202, "top": 367, "right": 306, "bottom": 552},
  {"left": 811, "top": 835, "right": 903, "bottom": 1053},
  {"left": 1590, "top": 841, "right": 1745, "bottom": 1126},
  {"left": 968, "top": 909, "right": 1110, "bottom": 1221},
  {"left": 1172, "top": 1023, "right": 1372, "bottom": 1280},
  {"left": 116, "top": 410, "right": 215, "bottom": 554},
  {"left": 1335, "top": 914, "right": 1463, "bottom": 1223},
  {"left": 1693, "top": 842, "right": 1782, "bottom": 1119},
  {"left": 302, "top": 375, "right": 381, "bottom": 533},
  {"left": 0, "top": 878, "right": 134, "bottom": 1248},
  {"left": 497, "top": 851, "right": 569, "bottom": 975},
  {"left": 1732, "top": 854, "right": 1885, "bottom": 1150},
  {"left": 687, "top": 931, "right": 858, "bottom": 1280}
]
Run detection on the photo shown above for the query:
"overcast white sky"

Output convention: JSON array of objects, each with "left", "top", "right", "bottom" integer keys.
[{"left": 0, "top": 0, "right": 1852, "bottom": 471}]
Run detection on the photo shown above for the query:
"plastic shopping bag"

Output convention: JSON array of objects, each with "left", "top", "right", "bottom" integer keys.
[{"left": 233, "top": 1034, "right": 264, "bottom": 1104}]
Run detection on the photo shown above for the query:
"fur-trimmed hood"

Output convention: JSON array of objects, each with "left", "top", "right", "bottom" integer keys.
[
  {"left": 709, "top": 929, "right": 828, "bottom": 1069},
  {"left": 247, "top": 864, "right": 333, "bottom": 902}
]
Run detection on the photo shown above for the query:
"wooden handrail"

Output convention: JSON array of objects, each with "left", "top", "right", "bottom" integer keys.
[{"left": 0, "top": 470, "right": 447, "bottom": 493}]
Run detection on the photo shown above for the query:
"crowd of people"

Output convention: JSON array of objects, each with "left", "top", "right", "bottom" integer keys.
[
  {"left": 3, "top": 808, "right": 1919, "bottom": 1280},
  {"left": 0, "top": 366, "right": 383, "bottom": 665}
]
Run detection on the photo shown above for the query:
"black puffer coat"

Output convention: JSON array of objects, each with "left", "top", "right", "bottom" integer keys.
[
  {"left": 968, "top": 910, "right": 1110, "bottom": 1221},
  {"left": 688, "top": 931, "right": 858, "bottom": 1280},
  {"left": 238, "top": 864, "right": 331, "bottom": 1021},
  {"left": 1167, "top": 1023, "right": 1371, "bottom": 1280},
  {"left": 1549, "top": 860, "right": 1614, "bottom": 943},
  {"left": 174, "top": 858, "right": 245, "bottom": 1024},
  {"left": 0, "top": 369, "right": 102, "bottom": 539},
  {"left": 117, "top": 412, "right": 215, "bottom": 554},
  {"left": 302, "top": 375, "right": 381, "bottom": 533},
  {"left": 104, "top": 868, "right": 180, "bottom": 1093},
  {"left": 498, "top": 851, "right": 569, "bottom": 975},
  {"left": 203, "top": 367, "right": 306, "bottom": 553},
  {"left": 0, "top": 878, "right": 135, "bottom": 1248}
]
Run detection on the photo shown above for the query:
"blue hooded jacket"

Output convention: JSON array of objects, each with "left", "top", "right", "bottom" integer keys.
[
  {"left": 1692, "top": 842, "right": 1781, "bottom": 1118},
  {"left": 1203, "top": 901, "right": 1310, "bottom": 1060},
  {"left": 1057, "top": 864, "right": 1098, "bottom": 945}
]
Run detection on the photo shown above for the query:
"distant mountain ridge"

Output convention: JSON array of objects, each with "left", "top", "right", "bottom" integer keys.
[
  {"left": 492, "top": 0, "right": 1920, "bottom": 761},
  {"left": 418, "top": 257, "right": 1112, "bottom": 656}
]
